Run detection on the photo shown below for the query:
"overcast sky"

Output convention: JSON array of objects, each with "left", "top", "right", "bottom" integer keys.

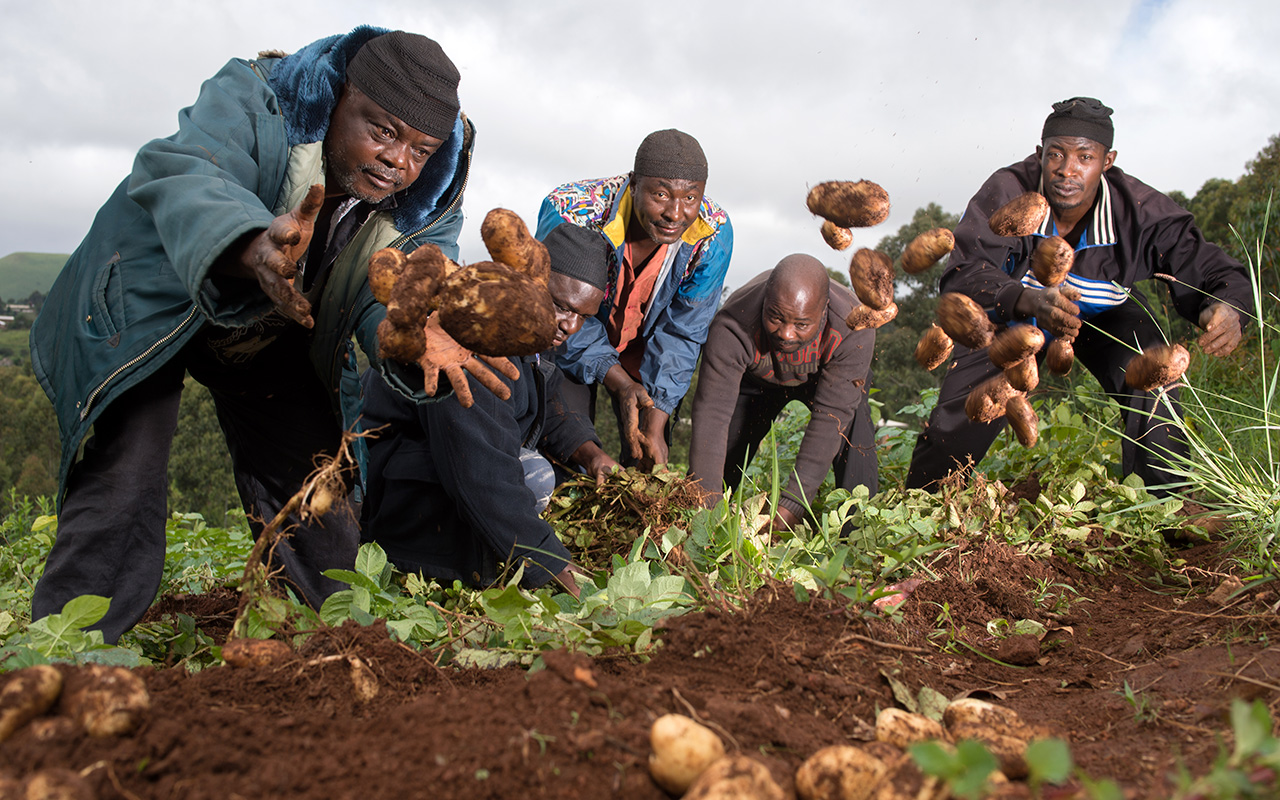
[{"left": 3, "top": 0, "right": 1278, "bottom": 292}]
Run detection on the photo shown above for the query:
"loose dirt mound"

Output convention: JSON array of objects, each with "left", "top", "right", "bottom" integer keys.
[{"left": 2, "top": 539, "right": 1277, "bottom": 798}]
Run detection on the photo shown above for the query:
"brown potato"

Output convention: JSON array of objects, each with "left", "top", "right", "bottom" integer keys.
[
  {"left": 386, "top": 245, "right": 446, "bottom": 324},
  {"left": 948, "top": 725, "right": 1030, "bottom": 780},
  {"left": 988, "top": 324, "right": 1046, "bottom": 369},
  {"left": 1044, "top": 337, "right": 1075, "bottom": 375},
  {"left": 480, "top": 208, "right": 551, "bottom": 286},
  {"left": 1124, "top": 343, "right": 1191, "bottom": 392},
  {"left": 376, "top": 317, "right": 426, "bottom": 364},
  {"left": 648, "top": 713, "right": 725, "bottom": 795},
  {"left": 936, "top": 293, "right": 993, "bottom": 350},
  {"left": 807, "top": 180, "right": 891, "bottom": 228},
  {"left": 1006, "top": 394, "right": 1039, "bottom": 447},
  {"left": 848, "top": 249, "right": 895, "bottom": 310},
  {"left": 1004, "top": 355, "right": 1039, "bottom": 392},
  {"left": 686, "top": 755, "right": 785, "bottom": 800},
  {"left": 367, "top": 247, "right": 406, "bottom": 306},
  {"left": 0, "top": 665, "right": 62, "bottom": 742},
  {"left": 795, "top": 745, "right": 886, "bottom": 800},
  {"left": 965, "top": 376, "right": 1019, "bottom": 423},
  {"left": 1031, "top": 235, "right": 1074, "bottom": 287},
  {"left": 435, "top": 262, "right": 558, "bottom": 356},
  {"left": 349, "top": 656, "right": 379, "bottom": 704},
  {"left": 988, "top": 192, "right": 1049, "bottom": 237},
  {"left": 875, "top": 708, "right": 949, "bottom": 750},
  {"left": 20, "top": 768, "right": 93, "bottom": 800},
  {"left": 845, "top": 301, "right": 898, "bottom": 331},
  {"left": 915, "top": 324, "right": 954, "bottom": 371},
  {"left": 222, "top": 638, "right": 293, "bottom": 668},
  {"left": 900, "top": 228, "right": 955, "bottom": 275},
  {"left": 820, "top": 220, "right": 854, "bottom": 251},
  {"left": 943, "top": 698, "right": 1034, "bottom": 741},
  {"left": 63, "top": 664, "right": 150, "bottom": 738}
]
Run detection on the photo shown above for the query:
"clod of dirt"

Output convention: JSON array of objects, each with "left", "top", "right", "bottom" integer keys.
[
  {"left": 1124, "top": 343, "right": 1191, "bottom": 392},
  {"left": 936, "top": 293, "right": 993, "bottom": 350},
  {"left": 1031, "top": 235, "right": 1074, "bottom": 287},
  {"left": 995, "top": 634, "right": 1041, "bottom": 666},
  {"left": 988, "top": 192, "right": 1049, "bottom": 237},
  {"left": 820, "top": 220, "right": 853, "bottom": 251},
  {"left": 848, "top": 248, "right": 895, "bottom": 310},
  {"left": 806, "top": 180, "right": 891, "bottom": 228},
  {"left": 901, "top": 227, "right": 955, "bottom": 275},
  {"left": 61, "top": 665, "right": 150, "bottom": 738},
  {"left": 875, "top": 708, "right": 949, "bottom": 749},
  {"left": 648, "top": 713, "right": 726, "bottom": 795},
  {"left": 0, "top": 665, "right": 62, "bottom": 742},
  {"left": 1206, "top": 576, "right": 1245, "bottom": 607},
  {"left": 222, "top": 638, "right": 294, "bottom": 668},
  {"left": 845, "top": 301, "right": 898, "bottom": 331},
  {"left": 795, "top": 745, "right": 887, "bottom": 800},
  {"left": 685, "top": 754, "right": 785, "bottom": 800}
]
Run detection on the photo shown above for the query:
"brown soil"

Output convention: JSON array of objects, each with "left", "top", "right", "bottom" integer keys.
[{"left": 2, "top": 536, "right": 1278, "bottom": 799}]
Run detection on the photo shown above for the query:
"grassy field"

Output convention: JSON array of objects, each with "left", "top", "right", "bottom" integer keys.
[{"left": 0, "top": 252, "right": 66, "bottom": 303}]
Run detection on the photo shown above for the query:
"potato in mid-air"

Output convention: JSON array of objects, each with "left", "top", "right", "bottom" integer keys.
[
  {"left": 846, "top": 301, "right": 898, "bottom": 331},
  {"left": 988, "top": 324, "right": 1046, "bottom": 369},
  {"left": 988, "top": 192, "right": 1049, "bottom": 237},
  {"left": 936, "top": 293, "right": 993, "bottom": 350},
  {"left": 1006, "top": 394, "right": 1039, "bottom": 447},
  {"left": 848, "top": 248, "right": 895, "bottom": 310},
  {"left": 900, "top": 228, "right": 955, "bottom": 275},
  {"left": 965, "top": 375, "right": 1020, "bottom": 423},
  {"left": 1031, "top": 235, "right": 1074, "bottom": 287},
  {"left": 806, "top": 180, "right": 891, "bottom": 228},
  {"left": 1124, "top": 343, "right": 1191, "bottom": 392},
  {"left": 820, "top": 219, "right": 854, "bottom": 251},
  {"left": 914, "top": 324, "right": 954, "bottom": 371},
  {"left": 1045, "top": 337, "right": 1075, "bottom": 375},
  {"left": 1004, "top": 355, "right": 1039, "bottom": 392}
]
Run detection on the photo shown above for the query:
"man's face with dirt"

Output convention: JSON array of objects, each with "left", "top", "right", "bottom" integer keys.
[{"left": 323, "top": 84, "right": 445, "bottom": 203}]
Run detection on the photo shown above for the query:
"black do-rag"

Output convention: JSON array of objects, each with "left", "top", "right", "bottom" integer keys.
[
  {"left": 633, "top": 129, "right": 708, "bottom": 182},
  {"left": 1042, "top": 97, "right": 1114, "bottom": 150},
  {"left": 346, "top": 31, "right": 460, "bottom": 140},
  {"left": 545, "top": 224, "right": 610, "bottom": 292}
]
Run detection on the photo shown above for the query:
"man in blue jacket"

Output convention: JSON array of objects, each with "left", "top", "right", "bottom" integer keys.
[
  {"left": 536, "top": 129, "right": 733, "bottom": 468},
  {"left": 30, "top": 28, "right": 480, "bottom": 642}
]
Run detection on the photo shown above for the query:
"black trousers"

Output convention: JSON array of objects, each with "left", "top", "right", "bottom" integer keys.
[
  {"left": 558, "top": 374, "right": 678, "bottom": 467},
  {"left": 721, "top": 380, "right": 879, "bottom": 501},
  {"left": 32, "top": 325, "right": 359, "bottom": 643},
  {"left": 905, "top": 299, "right": 1187, "bottom": 495}
]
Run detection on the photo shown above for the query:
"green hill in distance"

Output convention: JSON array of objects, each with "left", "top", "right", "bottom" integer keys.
[{"left": 0, "top": 253, "right": 68, "bottom": 302}]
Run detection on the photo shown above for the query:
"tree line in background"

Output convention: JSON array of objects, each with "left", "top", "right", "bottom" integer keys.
[{"left": 2, "top": 132, "right": 1277, "bottom": 519}]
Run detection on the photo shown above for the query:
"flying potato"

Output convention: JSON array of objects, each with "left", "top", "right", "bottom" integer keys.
[
  {"left": 0, "top": 665, "right": 62, "bottom": 742},
  {"left": 965, "top": 375, "right": 1020, "bottom": 423},
  {"left": 807, "top": 180, "right": 891, "bottom": 228},
  {"left": 1004, "top": 355, "right": 1039, "bottom": 392},
  {"left": 1045, "top": 337, "right": 1075, "bottom": 375},
  {"left": 848, "top": 248, "right": 895, "bottom": 310},
  {"left": 1124, "top": 343, "right": 1191, "bottom": 392},
  {"left": 936, "top": 293, "right": 993, "bottom": 350},
  {"left": 1031, "top": 235, "right": 1074, "bottom": 287},
  {"left": 435, "top": 262, "right": 558, "bottom": 357},
  {"left": 480, "top": 208, "right": 551, "bottom": 286},
  {"left": 900, "top": 228, "right": 955, "bottom": 275},
  {"left": 648, "top": 713, "right": 726, "bottom": 795},
  {"left": 846, "top": 301, "right": 898, "bottom": 331},
  {"left": 989, "top": 192, "right": 1049, "bottom": 237},
  {"left": 1006, "top": 394, "right": 1039, "bottom": 447},
  {"left": 914, "top": 324, "right": 954, "bottom": 371},
  {"left": 988, "top": 324, "right": 1046, "bottom": 369},
  {"left": 820, "top": 220, "right": 854, "bottom": 251}
]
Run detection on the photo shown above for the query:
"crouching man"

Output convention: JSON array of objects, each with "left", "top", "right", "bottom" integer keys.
[{"left": 359, "top": 224, "right": 618, "bottom": 595}]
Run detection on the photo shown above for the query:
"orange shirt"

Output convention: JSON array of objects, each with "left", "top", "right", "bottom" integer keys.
[{"left": 608, "top": 241, "right": 668, "bottom": 379}]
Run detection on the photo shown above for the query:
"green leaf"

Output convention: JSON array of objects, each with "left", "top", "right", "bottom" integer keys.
[
  {"left": 1230, "top": 698, "right": 1272, "bottom": 764},
  {"left": 355, "top": 543, "right": 389, "bottom": 583},
  {"left": 909, "top": 740, "right": 956, "bottom": 776},
  {"left": 56, "top": 595, "right": 111, "bottom": 631},
  {"left": 319, "top": 591, "right": 356, "bottom": 626},
  {"left": 1025, "top": 738, "right": 1073, "bottom": 784},
  {"left": 917, "top": 686, "right": 949, "bottom": 722}
]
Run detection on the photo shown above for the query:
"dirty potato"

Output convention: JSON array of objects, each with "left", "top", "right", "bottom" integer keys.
[
  {"left": 0, "top": 665, "right": 62, "bottom": 742},
  {"left": 376, "top": 316, "right": 427, "bottom": 363},
  {"left": 845, "top": 301, "right": 898, "bottom": 331},
  {"left": 820, "top": 220, "right": 854, "bottom": 251},
  {"left": 875, "top": 708, "right": 949, "bottom": 750},
  {"left": 807, "top": 180, "right": 891, "bottom": 228},
  {"left": 987, "top": 324, "right": 1045, "bottom": 369},
  {"left": 222, "top": 638, "right": 293, "bottom": 668},
  {"left": 367, "top": 247, "right": 406, "bottom": 306},
  {"left": 795, "top": 745, "right": 886, "bottom": 800},
  {"left": 435, "top": 262, "right": 558, "bottom": 357},
  {"left": 936, "top": 293, "right": 993, "bottom": 350},
  {"left": 914, "top": 324, "right": 954, "bottom": 371},
  {"left": 1004, "top": 355, "right": 1039, "bottom": 392},
  {"left": 848, "top": 249, "right": 895, "bottom": 310},
  {"left": 21, "top": 768, "right": 94, "bottom": 800},
  {"left": 965, "top": 376, "right": 1020, "bottom": 423},
  {"left": 900, "top": 228, "right": 955, "bottom": 275},
  {"left": 480, "top": 208, "right": 551, "bottom": 286},
  {"left": 988, "top": 192, "right": 1049, "bottom": 237},
  {"left": 943, "top": 699, "right": 1034, "bottom": 740},
  {"left": 1124, "top": 343, "right": 1191, "bottom": 392},
  {"left": 685, "top": 755, "right": 786, "bottom": 800},
  {"left": 1031, "top": 235, "right": 1073, "bottom": 287},
  {"left": 1006, "top": 394, "right": 1039, "bottom": 447},
  {"left": 948, "top": 726, "right": 1030, "bottom": 780},
  {"left": 63, "top": 664, "right": 150, "bottom": 738},
  {"left": 1044, "top": 337, "right": 1075, "bottom": 375},
  {"left": 648, "top": 713, "right": 726, "bottom": 795}
]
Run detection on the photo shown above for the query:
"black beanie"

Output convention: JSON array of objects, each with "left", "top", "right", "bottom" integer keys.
[
  {"left": 346, "top": 31, "right": 460, "bottom": 140},
  {"left": 544, "top": 224, "right": 610, "bottom": 292},
  {"left": 1042, "top": 97, "right": 1114, "bottom": 149},
  {"left": 633, "top": 129, "right": 708, "bottom": 182}
]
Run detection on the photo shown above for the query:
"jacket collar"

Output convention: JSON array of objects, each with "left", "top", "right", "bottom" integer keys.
[{"left": 601, "top": 177, "right": 718, "bottom": 249}]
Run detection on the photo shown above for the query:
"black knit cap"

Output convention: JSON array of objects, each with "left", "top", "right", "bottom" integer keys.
[
  {"left": 544, "top": 224, "right": 610, "bottom": 292},
  {"left": 633, "top": 129, "right": 708, "bottom": 182},
  {"left": 1042, "top": 97, "right": 1114, "bottom": 149},
  {"left": 346, "top": 31, "right": 460, "bottom": 140}
]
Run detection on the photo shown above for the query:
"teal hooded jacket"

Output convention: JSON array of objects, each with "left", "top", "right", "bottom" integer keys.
[{"left": 31, "top": 27, "right": 474, "bottom": 500}]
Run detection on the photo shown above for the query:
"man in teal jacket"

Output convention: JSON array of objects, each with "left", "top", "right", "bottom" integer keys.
[{"left": 30, "top": 28, "right": 475, "bottom": 642}]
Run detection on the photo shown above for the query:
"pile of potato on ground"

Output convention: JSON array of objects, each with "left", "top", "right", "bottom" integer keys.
[
  {"left": 649, "top": 698, "right": 1043, "bottom": 799},
  {"left": 0, "top": 664, "right": 150, "bottom": 797}
]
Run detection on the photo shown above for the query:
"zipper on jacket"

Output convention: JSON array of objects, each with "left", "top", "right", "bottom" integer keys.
[
  {"left": 387, "top": 127, "right": 473, "bottom": 251},
  {"left": 80, "top": 306, "right": 200, "bottom": 421}
]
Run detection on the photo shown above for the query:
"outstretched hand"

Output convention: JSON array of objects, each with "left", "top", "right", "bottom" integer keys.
[
  {"left": 418, "top": 315, "right": 521, "bottom": 408},
  {"left": 1198, "top": 302, "right": 1243, "bottom": 357},
  {"left": 230, "top": 184, "right": 325, "bottom": 328}
]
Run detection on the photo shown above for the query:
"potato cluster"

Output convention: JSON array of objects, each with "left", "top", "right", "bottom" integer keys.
[{"left": 0, "top": 664, "right": 150, "bottom": 743}]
